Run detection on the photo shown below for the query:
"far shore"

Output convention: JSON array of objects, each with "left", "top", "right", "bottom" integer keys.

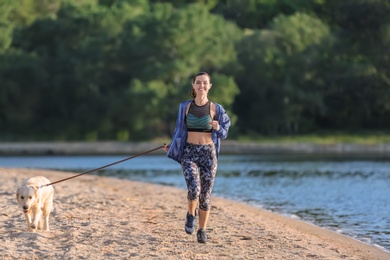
[{"left": 1, "top": 141, "right": 390, "bottom": 156}]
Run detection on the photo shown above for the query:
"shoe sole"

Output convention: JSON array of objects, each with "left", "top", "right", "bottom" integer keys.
[{"left": 185, "top": 229, "right": 195, "bottom": 235}]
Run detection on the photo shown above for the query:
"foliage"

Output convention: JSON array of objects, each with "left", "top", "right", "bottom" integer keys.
[{"left": 0, "top": 0, "right": 389, "bottom": 140}]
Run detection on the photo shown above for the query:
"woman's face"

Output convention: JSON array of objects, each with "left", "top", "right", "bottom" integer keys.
[{"left": 192, "top": 74, "right": 212, "bottom": 97}]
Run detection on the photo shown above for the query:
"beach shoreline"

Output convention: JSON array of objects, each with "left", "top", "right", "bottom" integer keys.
[
  {"left": 1, "top": 141, "right": 390, "bottom": 156},
  {"left": 1, "top": 168, "right": 388, "bottom": 259}
]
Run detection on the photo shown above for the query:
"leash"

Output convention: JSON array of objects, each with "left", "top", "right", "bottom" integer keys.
[{"left": 40, "top": 144, "right": 166, "bottom": 188}]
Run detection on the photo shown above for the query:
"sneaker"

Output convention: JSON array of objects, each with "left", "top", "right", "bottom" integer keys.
[
  {"left": 185, "top": 212, "right": 196, "bottom": 234},
  {"left": 197, "top": 229, "right": 207, "bottom": 243}
]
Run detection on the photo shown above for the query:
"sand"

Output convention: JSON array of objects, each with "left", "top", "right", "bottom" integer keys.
[{"left": 1, "top": 167, "right": 389, "bottom": 260}]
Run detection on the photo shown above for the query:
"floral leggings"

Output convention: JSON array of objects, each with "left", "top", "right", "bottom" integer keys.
[{"left": 181, "top": 142, "right": 218, "bottom": 211}]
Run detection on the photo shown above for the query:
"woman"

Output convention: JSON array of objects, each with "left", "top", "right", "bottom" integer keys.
[{"left": 164, "top": 72, "right": 231, "bottom": 243}]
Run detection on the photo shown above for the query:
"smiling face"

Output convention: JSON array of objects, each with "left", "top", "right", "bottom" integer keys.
[
  {"left": 16, "top": 186, "right": 37, "bottom": 213},
  {"left": 192, "top": 73, "right": 212, "bottom": 98}
]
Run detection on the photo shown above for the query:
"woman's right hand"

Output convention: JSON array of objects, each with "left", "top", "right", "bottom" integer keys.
[{"left": 162, "top": 143, "right": 170, "bottom": 152}]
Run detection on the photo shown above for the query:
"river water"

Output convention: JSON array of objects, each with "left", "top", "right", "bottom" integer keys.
[{"left": 1, "top": 154, "right": 389, "bottom": 251}]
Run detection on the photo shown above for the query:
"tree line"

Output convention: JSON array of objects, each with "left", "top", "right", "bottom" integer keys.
[{"left": 1, "top": 0, "right": 389, "bottom": 141}]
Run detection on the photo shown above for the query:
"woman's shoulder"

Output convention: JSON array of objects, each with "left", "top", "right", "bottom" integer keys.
[
  {"left": 180, "top": 100, "right": 192, "bottom": 106},
  {"left": 210, "top": 101, "right": 225, "bottom": 111},
  {"left": 178, "top": 100, "right": 193, "bottom": 114}
]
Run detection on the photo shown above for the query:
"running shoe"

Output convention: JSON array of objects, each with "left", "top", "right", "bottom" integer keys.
[
  {"left": 185, "top": 212, "right": 196, "bottom": 234},
  {"left": 197, "top": 229, "right": 207, "bottom": 243}
]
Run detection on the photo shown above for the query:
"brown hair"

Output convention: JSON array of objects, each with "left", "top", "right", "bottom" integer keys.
[{"left": 190, "top": 72, "right": 211, "bottom": 98}]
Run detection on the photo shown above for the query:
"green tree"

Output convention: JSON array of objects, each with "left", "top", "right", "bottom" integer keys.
[
  {"left": 213, "top": 0, "right": 325, "bottom": 29},
  {"left": 234, "top": 13, "right": 333, "bottom": 134},
  {"left": 149, "top": 0, "right": 219, "bottom": 10},
  {"left": 9, "top": 0, "right": 61, "bottom": 26},
  {"left": 4, "top": 0, "right": 150, "bottom": 140},
  {"left": 0, "top": 1, "right": 14, "bottom": 52},
  {"left": 313, "top": 0, "right": 390, "bottom": 130},
  {"left": 2, "top": 0, "right": 389, "bottom": 140},
  {"left": 0, "top": 50, "right": 47, "bottom": 139},
  {"left": 118, "top": 3, "right": 242, "bottom": 137}
]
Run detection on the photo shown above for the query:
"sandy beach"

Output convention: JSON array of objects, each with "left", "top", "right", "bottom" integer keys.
[{"left": 1, "top": 168, "right": 389, "bottom": 259}]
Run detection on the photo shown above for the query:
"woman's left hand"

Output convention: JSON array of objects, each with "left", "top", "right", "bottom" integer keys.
[{"left": 210, "top": 120, "right": 220, "bottom": 131}]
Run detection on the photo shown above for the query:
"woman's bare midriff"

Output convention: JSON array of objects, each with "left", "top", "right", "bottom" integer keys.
[{"left": 187, "top": 132, "right": 213, "bottom": 145}]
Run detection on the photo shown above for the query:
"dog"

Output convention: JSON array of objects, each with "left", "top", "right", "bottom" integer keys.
[{"left": 16, "top": 176, "right": 54, "bottom": 232}]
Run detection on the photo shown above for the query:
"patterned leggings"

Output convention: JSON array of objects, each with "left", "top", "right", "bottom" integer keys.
[{"left": 181, "top": 142, "right": 218, "bottom": 211}]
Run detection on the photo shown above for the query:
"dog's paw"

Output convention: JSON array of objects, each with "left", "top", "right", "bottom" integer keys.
[{"left": 31, "top": 223, "right": 37, "bottom": 229}]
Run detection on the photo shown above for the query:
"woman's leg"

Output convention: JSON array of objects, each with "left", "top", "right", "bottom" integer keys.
[
  {"left": 188, "top": 200, "right": 198, "bottom": 216},
  {"left": 181, "top": 150, "right": 200, "bottom": 212},
  {"left": 197, "top": 144, "right": 218, "bottom": 231},
  {"left": 181, "top": 143, "right": 201, "bottom": 234},
  {"left": 198, "top": 209, "right": 210, "bottom": 230}
]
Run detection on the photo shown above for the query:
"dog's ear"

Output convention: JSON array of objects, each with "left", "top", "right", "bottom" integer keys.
[{"left": 16, "top": 187, "right": 21, "bottom": 200}]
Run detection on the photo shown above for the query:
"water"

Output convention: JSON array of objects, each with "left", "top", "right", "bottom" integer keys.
[{"left": 1, "top": 154, "right": 389, "bottom": 251}]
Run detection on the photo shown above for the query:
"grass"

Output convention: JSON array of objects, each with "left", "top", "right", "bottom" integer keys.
[
  {"left": 154, "top": 132, "right": 390, "bottom": 145},
  {"left": 236, "top": 133, "right": 390, "bottom": 145}
]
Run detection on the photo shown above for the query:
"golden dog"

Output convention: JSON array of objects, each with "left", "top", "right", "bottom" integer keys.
[{"left": 16, "top": 176, "right": 54, "bottom": 232}]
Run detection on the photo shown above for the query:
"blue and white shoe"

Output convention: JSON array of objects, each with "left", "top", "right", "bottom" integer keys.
[{"left": 185, "top": 212, "right": 196, "bottom": 234}]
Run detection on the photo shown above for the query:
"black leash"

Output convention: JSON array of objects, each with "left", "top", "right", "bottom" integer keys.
[{"left": 40, "top": 144, "right": 166, "bottom": 188}]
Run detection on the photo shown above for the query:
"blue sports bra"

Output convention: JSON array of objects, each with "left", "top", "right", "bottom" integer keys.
[{"left": 186, "top": 100, "right": 213, "bottom": 132}]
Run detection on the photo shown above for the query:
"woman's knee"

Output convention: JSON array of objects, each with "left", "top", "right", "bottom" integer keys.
[
  {"left": 199, "top": 198, "right": 211, "bottom": 211},
  {"left": 187, "top": 186, "right": 200, "bottom": 201}
]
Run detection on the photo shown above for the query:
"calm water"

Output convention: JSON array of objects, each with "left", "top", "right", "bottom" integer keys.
[{"left": 1, "top": 154, "right": 389, "bottom": 251}]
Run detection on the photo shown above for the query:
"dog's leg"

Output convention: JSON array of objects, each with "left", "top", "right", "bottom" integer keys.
[
  {"left": 30, "top": 207, "right": 42, "bottom": 231},
  {"left": 38, "top": 217, "right": 43, "bottom": 230},
  {"left": 42, "top": 192, "right": 54, "bottom": 231},
  {"left": 24, "top": 213, "right": 33, "bottom": 232},
  {"left": 42, "top": 213, "right": 50, "bottom": 231},
  {"left": 42, "top": 206, "right": 50, "bottom": 231}
]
